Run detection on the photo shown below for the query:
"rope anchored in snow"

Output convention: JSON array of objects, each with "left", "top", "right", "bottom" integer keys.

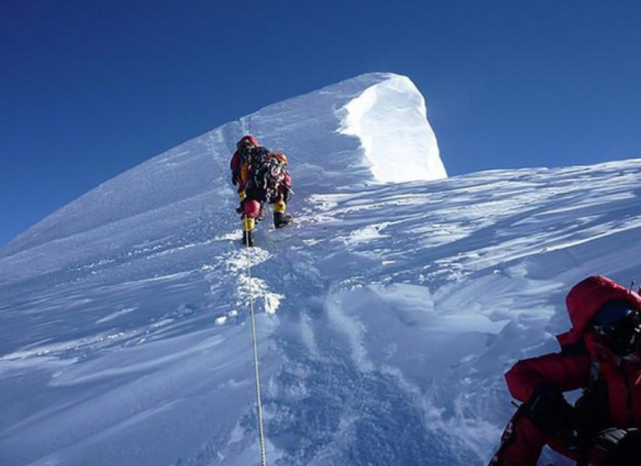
[{"left": 245, "top": 243, "right": 268, "bottom": 466}]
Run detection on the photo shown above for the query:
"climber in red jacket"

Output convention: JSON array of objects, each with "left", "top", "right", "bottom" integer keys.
[
  {"left": 230, "top": 135, "right": 260, "bottom": 196},
  {"left": 489, "top": 276, "right": 641, "bottom": 466},
  {"left": 235, "top": 147, "right": 292, "bottom": 247}
]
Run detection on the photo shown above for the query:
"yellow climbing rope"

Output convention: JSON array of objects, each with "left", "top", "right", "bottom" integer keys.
[{"left": 245, "top": 243, "right": 268, "bottom": 466}]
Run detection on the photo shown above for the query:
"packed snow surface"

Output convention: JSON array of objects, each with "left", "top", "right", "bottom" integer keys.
[{"left": 1, "top": 72, "right": 641, "bottom": 466}]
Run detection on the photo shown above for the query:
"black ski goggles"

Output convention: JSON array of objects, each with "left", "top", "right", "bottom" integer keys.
[{"left": 592, "top": 311, "right": 641, "bottom": 353}]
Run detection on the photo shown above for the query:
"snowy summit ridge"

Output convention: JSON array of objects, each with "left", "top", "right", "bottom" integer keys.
[
  {"left": 2, "top": 72, "right": 641, "bottom": 466},
  {"left": 1, "top": 72, "right": 445, "bottom": 265}
]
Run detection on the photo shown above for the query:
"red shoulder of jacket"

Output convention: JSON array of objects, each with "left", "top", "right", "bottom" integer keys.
[
  {"left": 505, "top": 351, "right": 590, "bottom": 402},
  {"left": 230, "top": 151, "right": 241, "bottom": 171}
]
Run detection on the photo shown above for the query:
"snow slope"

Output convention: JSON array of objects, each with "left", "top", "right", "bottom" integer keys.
[{"left": 2, "top": 72, "right": 641, "bottom": 466}]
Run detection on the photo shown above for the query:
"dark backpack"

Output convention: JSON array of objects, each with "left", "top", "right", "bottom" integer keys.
[{"left": 248, "top": 147, "right": 276, "bottom": 190}]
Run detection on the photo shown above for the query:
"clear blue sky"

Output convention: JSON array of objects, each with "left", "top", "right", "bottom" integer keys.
[{"left": 1, "top": 0, "right": 640, "bottom": 247}]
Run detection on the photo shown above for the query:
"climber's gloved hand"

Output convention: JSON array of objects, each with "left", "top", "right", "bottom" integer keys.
[
  {"left": 523, "top": 384, "right": 590, "bottom": 451},
  {"left": 592, "top": 428, "right": 641, "bottom": 466}
]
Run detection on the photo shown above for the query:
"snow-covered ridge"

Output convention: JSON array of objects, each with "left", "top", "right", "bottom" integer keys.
[
  {"left": 2, "top": 156, "right": 641, "bottom": 466},
  {"left": 0, "top": 72, "right": 445, "bottom": 265},
  {"left": 4, "top": 72, "right": 641, "bottom": 466},
  {"left": 340, "top": 75, "right": 447, "bottom": 182}
]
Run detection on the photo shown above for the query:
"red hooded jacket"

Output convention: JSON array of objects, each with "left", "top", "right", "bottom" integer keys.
[{"left": 505, "top": 276, "right": 641, "bottom": 427}]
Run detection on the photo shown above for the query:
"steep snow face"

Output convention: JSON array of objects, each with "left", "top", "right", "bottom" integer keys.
[
  {"left": 2, "top": 72, "right": 641, "bottom": 466},
  {"left": 0, "top": 72, "right": 445, "bottom": 284},
  {"left": 340, "top": 75, "right": 446, "bottom": 182}
]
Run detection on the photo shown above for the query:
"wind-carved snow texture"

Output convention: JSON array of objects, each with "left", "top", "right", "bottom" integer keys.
[{"left": 2, "top": 72, "right": 641, "bottom": 466}]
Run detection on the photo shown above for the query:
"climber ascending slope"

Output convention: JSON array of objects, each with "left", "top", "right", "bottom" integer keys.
[{"left": 230, "top": 135, "right": 293, "bottom": 247}]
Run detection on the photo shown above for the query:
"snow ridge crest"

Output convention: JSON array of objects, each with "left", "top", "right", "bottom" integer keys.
[{"left": 340, "top": 74, "right": 447, "bottom": 183}]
